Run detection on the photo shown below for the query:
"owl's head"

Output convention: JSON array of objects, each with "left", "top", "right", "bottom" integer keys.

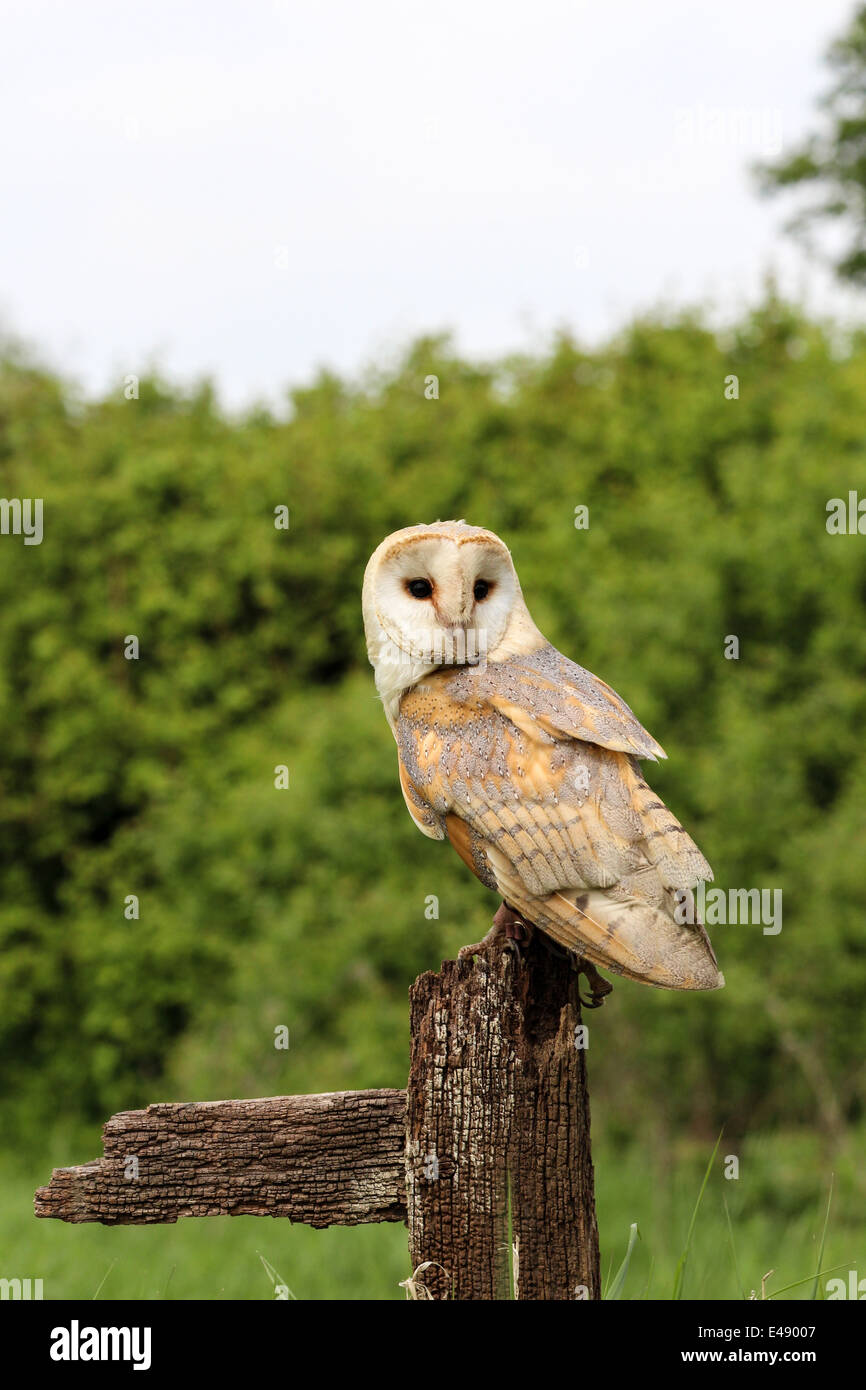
[{"left": 362, "top": 521, "right": 544, "bottom": 721}]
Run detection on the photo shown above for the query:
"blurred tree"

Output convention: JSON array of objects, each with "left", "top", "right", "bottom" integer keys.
[
  {"left": 0, "top": 297, "right": 864, "bottom": 1150},
  {"left": 755, "top": 4, "right": 866, "bottom": 284}
]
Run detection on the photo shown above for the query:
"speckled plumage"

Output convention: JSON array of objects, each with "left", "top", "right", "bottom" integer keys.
[{"left": 363, "top": 521, "right": 723, "bottom": 991}]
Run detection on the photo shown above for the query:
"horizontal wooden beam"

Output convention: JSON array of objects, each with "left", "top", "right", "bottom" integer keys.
[{"left": 35, "top": 1089, "right": 407, "bottom": 1228}]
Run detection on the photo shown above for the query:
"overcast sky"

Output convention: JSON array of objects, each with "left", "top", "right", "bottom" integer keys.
[{"left": 0, "top": 0, "right": 860, "bottom": 408}]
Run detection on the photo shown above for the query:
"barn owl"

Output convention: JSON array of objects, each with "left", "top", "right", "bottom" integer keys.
[{"left": 362, "top": 521, "right": 723, "bottom": 999}]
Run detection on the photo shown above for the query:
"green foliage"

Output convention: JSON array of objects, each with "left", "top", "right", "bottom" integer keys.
[
  {"left": 755, "top": 4, "right": 866, "bottom": 283},
  {"left": 8, "top": 1127, "right": 863, "bottom": 1299},
  {"left": 0, "top": 293, "right": 864, "bottom": 1159}
]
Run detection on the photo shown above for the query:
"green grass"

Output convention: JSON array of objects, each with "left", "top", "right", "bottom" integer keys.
[
  {"left": 7, "top": 1170, "right": 409, "bottom": 1300},
  {"left": 4, "top": 1126, "right": 864, "bottom": 1300},
  {"left": 594, "top": 1129, "right": 864, "bottom": 1301}
]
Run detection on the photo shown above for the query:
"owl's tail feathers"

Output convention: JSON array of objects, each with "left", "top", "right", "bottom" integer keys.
[{"left": 523, "top": 885, "right": 724, "bottom": 992}]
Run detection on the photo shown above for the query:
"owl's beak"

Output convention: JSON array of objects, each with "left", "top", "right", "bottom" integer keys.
[{"left": 433, "top": 607, "right": 471, "bottom": 629}]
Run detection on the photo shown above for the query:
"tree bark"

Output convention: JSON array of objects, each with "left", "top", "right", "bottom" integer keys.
[
  {"left": 35, "top": 1090, "right": 406, "bottom": 1227},
  {"left": 405, "top": 933, "right": 600, "bottom": 1300},
  {"left": 35, "top": 943, "right": 601, "bottom": 1301}
]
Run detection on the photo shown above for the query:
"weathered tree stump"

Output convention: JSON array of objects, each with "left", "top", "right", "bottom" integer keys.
[
  {"left": 406, "top": 933, "right": 599, "bottom": 1299},
  {"left": 35, "top": 939, "right": 600, "bottom": 1300}
]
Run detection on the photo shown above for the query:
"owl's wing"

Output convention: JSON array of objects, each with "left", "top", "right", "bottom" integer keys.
[
  {"left": 396, "top": 654, "right": 721, "bottom": 991},
  {"left": 398, "top": 758, "right": 445, "bottom": 840},
  {"left": 472, "top": 645, "right": 667, "bottom": 761}
]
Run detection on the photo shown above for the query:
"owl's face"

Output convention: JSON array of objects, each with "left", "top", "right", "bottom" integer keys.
[
  {"left": 363, "top": 522, "right": 541, "bottom": 720},
  {"left": 365, "top": 521, "right": 517, "bottom": 665}
]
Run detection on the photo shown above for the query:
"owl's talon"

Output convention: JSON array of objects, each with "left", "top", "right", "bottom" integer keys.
[
  {"left": 457, "top": 939, "right": 489, "bottom": 961},
  {"left": 458, "top": 902, "right": 533, "bottom": 962},
  {"left": 577, "top": 959, "right": 613, "bottom": 1009},
  {"left": 496, "top": 901, "right": 533, "bottom": 944}
]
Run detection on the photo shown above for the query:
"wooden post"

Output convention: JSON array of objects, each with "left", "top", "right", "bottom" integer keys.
[
  {"left": 406, "top": 933, "right": 599, "bottom": 1299},
  {"left": 35, "top": 941, "right": 600, "bottom": 1300}
]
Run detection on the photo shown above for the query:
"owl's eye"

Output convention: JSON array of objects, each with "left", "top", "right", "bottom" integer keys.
[
  {"left": 474, "top": 580, "right": 491, "bottom": 601},
  {"left": 406, "top": 578, "right": 433, "bottom": 599}
]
